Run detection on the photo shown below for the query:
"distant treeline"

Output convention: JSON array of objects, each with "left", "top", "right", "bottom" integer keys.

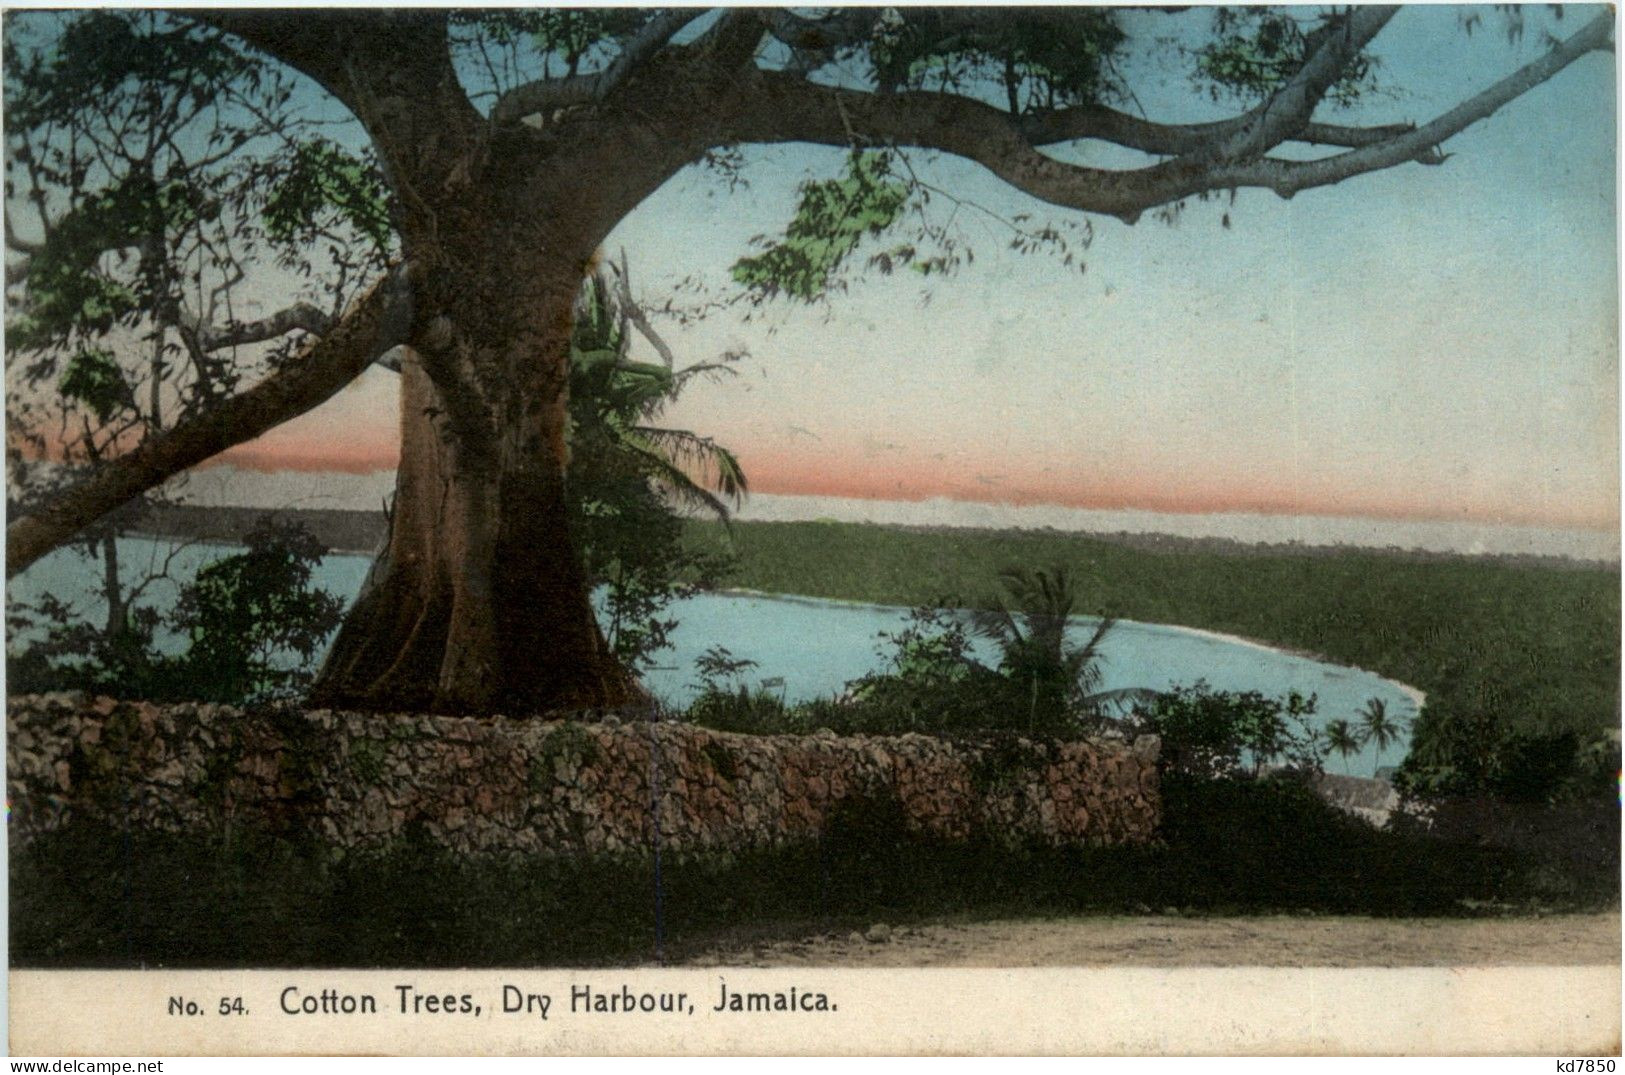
[
  {"left": 131, "top": 504, "right": 387, "bottom": 555},
  {"left": 880, "top": 524, "right": 1617, "bottom": 572},
  {"left": 124, "top": 504, "right": 1613, "bottom": 571}
]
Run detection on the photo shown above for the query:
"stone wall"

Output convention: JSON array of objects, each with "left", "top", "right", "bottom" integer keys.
[{"left": 7, "top": 694, "right": 1161, "bottom": 857}]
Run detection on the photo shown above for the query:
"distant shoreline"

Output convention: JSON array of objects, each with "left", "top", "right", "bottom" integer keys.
[
  {"left": 718, "top": 586, "right": 1430, "bottom": 710},
  {"left": 125, "top": 503, "right": 1621, "bottom": 572}
]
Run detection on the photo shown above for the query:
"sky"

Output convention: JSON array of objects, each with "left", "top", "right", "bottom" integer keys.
[{"left": 182, "top": 7, "right": 1621, "bottom": 533}]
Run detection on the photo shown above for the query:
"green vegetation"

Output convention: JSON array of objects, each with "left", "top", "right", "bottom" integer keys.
[
  {"left": 1136, "top": 682, "right": 1324, "bottom": 778},
  {"left": 14, "top": 775, "right": 1614, "bottom": 968},
  {"left": 9, "top": 518, "right": 344, "bottom": 704},
  {"left": 685, "top": 520, "right": 1620, "bottom": 796},
  {"left": 685, "top": 565, "right": 1135, "bottom": 739},
  {"left": 566, "top": 265, "right": 742, "bottom": 674},
  {"left": 13, "top": 525, "right": 1615, "bottom": 966}
]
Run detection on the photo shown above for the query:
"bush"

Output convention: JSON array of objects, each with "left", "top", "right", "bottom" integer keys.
[
  {"left": 1398, "top": 710, "right": 1620, "bottom": 803},
  {"left": 682, "top": 569, "right": 1135, "bottom": 740},
  {"left": 684, "top": 686, "right": 797, "bottom": 736},
  {"left": 1132, "top": 681, "right": 1324, "bottom": 777},
  {"left": 9, "top": 518, "right": 343, "bottom": 705},
  {"left": 1150, "top": 771, "right": 1575, "bottom": 914},
  {"left": 170, "top": 519, "right": 346, "bottom": 702}
]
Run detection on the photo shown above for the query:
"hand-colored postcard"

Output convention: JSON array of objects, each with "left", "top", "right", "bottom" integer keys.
[{"left": 5, "top": 4, "right": 1618, "bottom": 1059}]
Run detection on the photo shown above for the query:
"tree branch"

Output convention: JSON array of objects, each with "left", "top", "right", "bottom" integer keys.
[
  {"left": 692, "top": 9, "right": 768, "bottom": 72},
  {"left": 5, "top": 213, "right": 44, "bottom": 257},
  {"left": 760, "top": 9, "right": 878, "bottom": 54},
  {"left": 194, "top": 11, "right": 465, "bottom": 120},
  {"left": 4, "top": 207, "right": 144, "bottom": 286},
  {"left": 185, "top": 301, "right": 335, "bottom": 351},
  {"left": 736, "top": 9, "right": 1609, "bottom": 224},
  {"left": 1207, "top": 6, "right": 1398, "bottom": 162},
  {"left": 1019, "top": 103, "right": 1416, "bottom": 156},
  {"left": 491, "top": 9, "right": 701, "bottom": 124},
  {"left": 7, "top": 267, "right": 414, "bottom": 578},
  {"left": 612, "top": 249, "right": 675, "bottom": 370},
  {"left": 193, "top": 10, "right": 483, "bottom": 193},
  {"left": 1229, "top": 8, "right": 1614, "bottom": 199}
]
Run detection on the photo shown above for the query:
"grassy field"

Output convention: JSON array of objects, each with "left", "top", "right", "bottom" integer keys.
[{"left": 688, "top": 520, "right": 1620, "bottom": 750}]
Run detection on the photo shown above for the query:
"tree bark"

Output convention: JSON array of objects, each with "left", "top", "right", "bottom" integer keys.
[
  {"left": 99, "top": 525, "right": 125, "bottom": 638},
  {"left": 309, "top": 244, "right": 640, "bottom": 715}
]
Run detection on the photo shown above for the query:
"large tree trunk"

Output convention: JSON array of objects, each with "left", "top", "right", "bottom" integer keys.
[
  {"left": 198, "top": 14, "right": 697, "bottom": 716},
  {"left": 310, "top": 254, "right": 640, "bottom": 715}
]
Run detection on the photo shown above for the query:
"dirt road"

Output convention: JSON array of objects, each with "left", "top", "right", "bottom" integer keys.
[{"left": 684, "top": 912, "right": 1621, "bottom": 967}]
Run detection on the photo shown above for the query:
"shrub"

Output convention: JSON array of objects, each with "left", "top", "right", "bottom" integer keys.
[
  {"left": 1132, "top": 681, "right": 1324, "bottom": 777},
  {"left": 684, "top": 686, "right": 799, "bottom": 736},
  {"left": 693, "top": 565, "right": 1132, "bottom": 740},
  {"left": 171, "top": 519, "right": 346, "bottom": 702},
  {"left": 9, "top": 518, "right": 343, "bottom": 705},
  {"left": 1398, "top": 710, "right": 1620, "bottom": 803}
]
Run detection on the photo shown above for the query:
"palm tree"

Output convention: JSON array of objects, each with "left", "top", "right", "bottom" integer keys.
[
  {"left": 968, "top": 564, "right": 1117, "bottom": 734},
  {"left": 565, "top": 259, "right": 748, "bottom": 669},
  {"left": 568, "top": 262, "right": 747, "bottom": 520},
  {"left": 1324, "top": 718, "right": 1363, "bottom": 776},
  {"left": 1359, "top": 697, "right": 1401, "bottom": 775}
]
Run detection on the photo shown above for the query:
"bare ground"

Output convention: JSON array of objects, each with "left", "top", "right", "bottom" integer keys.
[{"left": 682, "top": 912, "right": 1622, "bottom": 968}]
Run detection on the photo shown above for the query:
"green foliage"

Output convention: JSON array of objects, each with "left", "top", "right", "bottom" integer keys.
[
  {"left": 867, "top": 8, "right": 1126, "bottom": 111},
  {"left": 1324, "top": 718, "right": 1363, "bottom": 775},
  {"left": 172, "top": 519, "right": 346, "bottom": 703},
  {"left": 683, "top": 686, "right": 796, "bottom": 737},
  {"left": 7, "top": 595, "right": 172, "bottom": 702},
  {"left": 1194, "top": 9, "right": 1380, "bottom": 107},
  {"left": 449, "top": 9, "right": 649, "bottom": 75},
  {"left": 8, "top": 174, "right": 206, "bottom": 345},
  {"left": 5, "top": 171, "right": 166, "bottom": 351},
  {"left": 6, "top": 8, "right": 382, "bottom": 476},
  {"left": 4, "top": 11, "right": 251, "bottom": 130},
  {"left": 684, "top": 566, "right": 1129, "bottom": 739},
  {"left": 830, "top": 566, "right": 1121, "bottom": 738},
  {"left": 4, "top": 13, "right": 263, "bottom": 355},
  {"left": 8, "top": 519, "right": 344, "bottom": 705},
  {"left": 1358, "top": 696, "right": 1401, "bottom": 769},
  {"left": 838, "top": 604, "right": 998, "bottom": 730},
  {"left": 1398, "top": 717, "right": 1619, "bottom": 804},
  {"left": 683, "top": 646, "right": 789, "bottom": 734},
  {"left": 57, "top": 349, "right": 131, "bottom": 423},
  {"left": 967, "top": 565, "right": 1117, "bottom": 733},
  {"left": 1151, "top": 770, "right": 1612, "bottom": 914},
  {"left": 690, "top": 519, "right": 1619, "bottom": 794},
  {"left": 732, "top": 151, "right": 911, "bottom": 301},
  {"left": 567, "top": 272, "right": 739, "bottom": 673},
  {"left": 263, "top": 139, "right": 392, "bottom": 253},
  {"left": 1134, "top": 681, "right": 1323, "bottom": 778}
]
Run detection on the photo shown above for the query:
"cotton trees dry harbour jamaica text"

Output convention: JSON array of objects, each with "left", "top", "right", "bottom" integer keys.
[{"left": 5, "top": 8, "right": 1613, "bottom": 715}]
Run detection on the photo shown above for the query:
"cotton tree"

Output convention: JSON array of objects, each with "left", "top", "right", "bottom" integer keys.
[{"left": 5, "top": 7, "right": 1613, "bottom": 715}]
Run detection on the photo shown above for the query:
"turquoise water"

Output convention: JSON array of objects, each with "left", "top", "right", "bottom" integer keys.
[{"left": 9, "top": 537, "right": 1418, "bottom": 774}]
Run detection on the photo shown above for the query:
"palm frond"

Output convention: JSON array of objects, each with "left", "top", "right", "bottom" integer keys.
[
  {"left": 1081, "top": 686, "right": 1163, "bottom": 718},
  {"left": 632, "top": 426, "right": 748, "bottom": 506},
  {"left": 619, "top": 437, "right": 735, "bottom": 520},
  {"left": 638, "top": 360, "right": 742, "bottom": 421}
]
